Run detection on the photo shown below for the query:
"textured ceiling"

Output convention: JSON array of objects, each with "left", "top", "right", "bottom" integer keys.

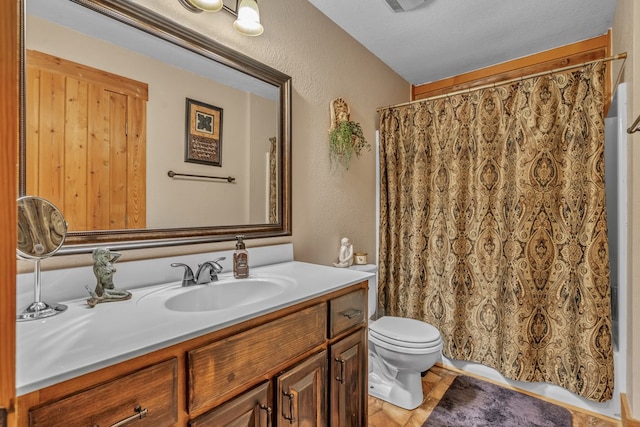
[{"left": 306, "top": 0, "right": 617, "bottom": 86}]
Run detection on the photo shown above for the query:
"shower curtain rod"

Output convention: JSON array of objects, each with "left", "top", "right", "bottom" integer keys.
[{"left": 376, "top": 52, "right": 627, "bottom": 112}]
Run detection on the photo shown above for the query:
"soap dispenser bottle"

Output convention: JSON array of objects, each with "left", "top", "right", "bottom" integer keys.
[{"left": 233, "top": 235, "right": 249, "bottom": 278}]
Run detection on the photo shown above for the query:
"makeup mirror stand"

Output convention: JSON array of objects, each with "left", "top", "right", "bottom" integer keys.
[
  {"left": 16, "top": 195, "right": 69, "bottom": 322},
  {"left": 17, "top": 258, "right": 67, "bottom": 321}
]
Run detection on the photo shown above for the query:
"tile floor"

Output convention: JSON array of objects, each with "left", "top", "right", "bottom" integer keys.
[{"left": 367, "top": 364, "right": 621, "bottom": 427}]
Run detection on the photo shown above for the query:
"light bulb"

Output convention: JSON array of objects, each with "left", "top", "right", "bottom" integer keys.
[
  {"left": 187, "top": 0, "right": 223, "bottom": 12},
  {"left": 233, "top": 0, "right": 264, "bottom": 36}
]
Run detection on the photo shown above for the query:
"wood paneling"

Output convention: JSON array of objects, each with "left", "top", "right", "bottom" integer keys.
[
  {"left": 0, "top": 0, "right": 17, "bottom": 425},
  {"left": 26, "top": 51, "right": 147, "bottom": 231},
  {"left": 412, "top": 34, "right": 612, "bottom": 106},
  {"left": 127, "top": 96, "right": 147, "bottom": 229},
  {"left": 27, "top": 50, "right": 148, "bottom": 100}
]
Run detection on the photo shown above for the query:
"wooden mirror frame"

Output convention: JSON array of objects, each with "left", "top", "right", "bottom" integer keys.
[{"left": 19, "top": 0, "right": 292, "bottom": 254}]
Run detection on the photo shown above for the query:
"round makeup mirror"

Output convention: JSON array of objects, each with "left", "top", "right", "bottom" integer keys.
[{"left": 17, "top": 196, "right": 68, "bottom": 321}]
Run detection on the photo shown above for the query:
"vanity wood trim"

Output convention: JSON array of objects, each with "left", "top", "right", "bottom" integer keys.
[
  {"left": 411, "top": 33, "right": 611, "bottom": 107},
  {"left": 14, "top": 281, "right": 368, "bottom": 426},
  {"left": 0, "top": 0, "right": 18, "bottom": 423}
]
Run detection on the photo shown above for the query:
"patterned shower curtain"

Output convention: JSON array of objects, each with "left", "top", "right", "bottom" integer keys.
[{"left": 378, "top": 62, "right": 613, "bottom": 402}]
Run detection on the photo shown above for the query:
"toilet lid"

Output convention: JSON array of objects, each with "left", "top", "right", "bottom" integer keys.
[
  {"left": 369, "top": 330, "right": 443, "bottom": 353},
  {"left": 369, "top": 316, "right": 441, "bottom": 346}
]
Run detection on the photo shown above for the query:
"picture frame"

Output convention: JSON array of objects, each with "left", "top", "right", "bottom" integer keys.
[{"left": 185, "top": 98, "right": 223, "bottom": 167}]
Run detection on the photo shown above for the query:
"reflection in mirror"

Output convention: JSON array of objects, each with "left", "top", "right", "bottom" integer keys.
[
  {"left": 17, "top": 196, "right": 69, "bottom": 321},
  {"left": 21, "top": 0, "right": 291, "bottom": 252}
]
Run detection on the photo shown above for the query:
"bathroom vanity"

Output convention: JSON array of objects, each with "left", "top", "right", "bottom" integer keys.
[{"left": 14, "top": 249, "right": 371, "bottom": 426}]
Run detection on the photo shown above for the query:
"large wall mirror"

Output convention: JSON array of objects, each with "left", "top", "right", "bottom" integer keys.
[{"left": 21, "top": 0, "right": 291, "bottom": 253}]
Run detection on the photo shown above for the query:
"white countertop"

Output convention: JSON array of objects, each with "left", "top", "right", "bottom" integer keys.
[{"left": 16, "top": 260, "right": 373, "bottom": 396}]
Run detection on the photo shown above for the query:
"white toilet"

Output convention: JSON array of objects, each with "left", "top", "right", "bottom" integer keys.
[{"left": 351, "top": 264, "right": 443, "bottom": 410}]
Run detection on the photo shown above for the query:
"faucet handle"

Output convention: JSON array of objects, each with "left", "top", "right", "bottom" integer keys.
[
  {"left": 171, "top": 262, "right": 196, "bottom": 287},
  {"left": 210, "top": 257, "right": 226, "bottom": 273},
  {"left": 195, "top": 257, "right": 227, "bottom": 284}
]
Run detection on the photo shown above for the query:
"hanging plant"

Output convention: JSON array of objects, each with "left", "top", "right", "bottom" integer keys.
[
  {"left": 328, "top": 120, "right": 370, "bottom": 170},
  {"left": 328, "top": 97, "right": 370, "bottom": 170}
]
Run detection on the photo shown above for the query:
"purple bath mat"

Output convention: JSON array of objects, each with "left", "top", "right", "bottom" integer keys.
[{"left": 423, "top": 375, "right": 572, "bottom": 427}]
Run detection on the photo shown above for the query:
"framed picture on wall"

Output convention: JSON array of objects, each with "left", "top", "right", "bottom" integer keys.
[{"left": 184, "top": 98, "right": 223, "bottom": 166}]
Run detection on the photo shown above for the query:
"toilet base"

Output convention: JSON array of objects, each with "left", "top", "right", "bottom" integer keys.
[{"left": 368, "top": 369, "right": 424, "bottom": 410}]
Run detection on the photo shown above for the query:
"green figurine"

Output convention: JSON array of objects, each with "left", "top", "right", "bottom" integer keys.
[{"left": 86, "top": 248, "right": 131, "bottom": 307}]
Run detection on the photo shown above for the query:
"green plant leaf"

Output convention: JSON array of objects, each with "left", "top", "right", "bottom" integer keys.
[{"left": 328, "top": 120, "right": 370, "bottom": 170}]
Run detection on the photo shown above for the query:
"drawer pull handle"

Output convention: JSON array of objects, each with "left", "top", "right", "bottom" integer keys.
[
  {"left": 282, "top": 390, "right": 298, "bottom": 423},
  {"left": 95, "top": 405, "right": 147, "bottom": 427},
  {"left": 342, "top": 308, "right": 362, "bottom": 319},
  {"left": 335, "top": 357, "right": 346, "bottom": 384},
  {"left": 259, "top": 404, "right": 272, "bottom": 427}
]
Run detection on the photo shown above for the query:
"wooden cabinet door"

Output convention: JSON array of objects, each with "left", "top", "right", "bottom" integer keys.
[
  {"left": 189, "top": 382, "right": 271, "bottom": 427},
  {"left": 276, "top": 351, "right": 327, "bottom": 427},
  {"left": 25, "top": 50, "right": 147, "bottom": 231},
  {"left": 330, "top": 329, "right": 367, "bottom": 427}
]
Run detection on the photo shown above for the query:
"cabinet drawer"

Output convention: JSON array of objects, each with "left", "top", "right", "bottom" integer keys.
[
  {"left": 329, "top": 289, "right": 366, "bottom": 337},
  {"left": 188, "top": 303, "right": 327, "bottom": 413},
  {"left": 29, "top": 358, "right": 178, "bottom": 427}
]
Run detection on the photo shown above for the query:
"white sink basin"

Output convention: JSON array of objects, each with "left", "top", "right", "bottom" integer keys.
[{"left": 162, "top": 276, "right": 295, "bottom": 312}]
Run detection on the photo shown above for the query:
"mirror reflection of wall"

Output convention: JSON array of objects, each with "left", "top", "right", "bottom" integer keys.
[
  {"left": 17, "top": 196, "right": 67, "bottom": 258},
  {"left": 25, "top": 9, "right": 278, "bottom": 232}
]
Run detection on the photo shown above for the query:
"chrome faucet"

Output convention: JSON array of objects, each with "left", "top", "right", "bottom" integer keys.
[
  {"left": 171, "top": 257, "right": 225, "bottom": 287},
  {"left": 195, "top": 257, "right": 225, "bottom": 284}
]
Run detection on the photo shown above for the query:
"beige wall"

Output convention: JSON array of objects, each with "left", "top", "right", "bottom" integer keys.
[
  {"left": 612, "top": 0, "right": 640, "bottom": 418},
  {"left": 139, "top": 0, "right": 411, "bottom": 264},
  {"left": 23, "top": 0, "right": 409, "bottom": 272}
]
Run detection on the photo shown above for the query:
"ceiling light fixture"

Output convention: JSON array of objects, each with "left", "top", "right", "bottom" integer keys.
[
  {"left": 181, "top": 0, "right": 223, "bottom": 12},
  {"left": 233, "top": 0, "right": 264, "bottom": 36},
  {"left": 178, "top": 0, "right": 263, "bottom": 36}
]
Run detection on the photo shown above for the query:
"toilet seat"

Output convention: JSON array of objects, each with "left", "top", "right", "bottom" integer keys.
[{"left": 369, "top": 316, "right": 442, "bottom": 351}]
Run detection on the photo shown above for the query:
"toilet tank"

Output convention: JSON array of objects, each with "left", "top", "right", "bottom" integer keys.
[{"left": 349, "top": 264, "right": 377, "bottom": 318}]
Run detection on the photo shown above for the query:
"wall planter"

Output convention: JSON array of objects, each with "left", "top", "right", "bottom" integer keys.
[{"left": 328, "top": 98, "right": 370, "bottom": 170}]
